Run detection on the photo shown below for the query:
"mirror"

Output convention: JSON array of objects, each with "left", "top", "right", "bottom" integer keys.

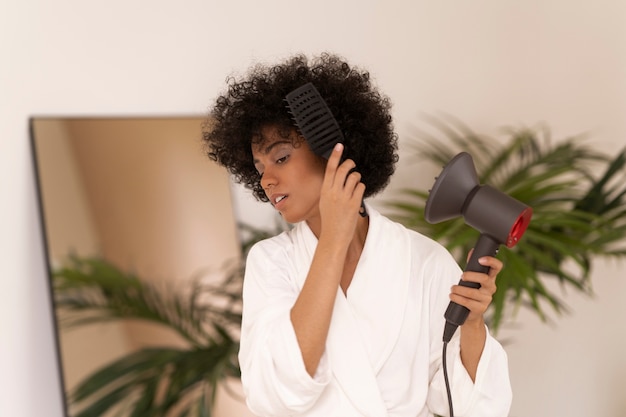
[{"left": 31, "top": 117, "right": 252, "bottom": 416}]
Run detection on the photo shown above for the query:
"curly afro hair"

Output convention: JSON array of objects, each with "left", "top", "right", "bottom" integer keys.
[{"left": 202, "top": 52, "right": 398, "bottom": 202}]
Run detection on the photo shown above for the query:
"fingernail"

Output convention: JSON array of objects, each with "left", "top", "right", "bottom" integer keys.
[
  {"left": 478, "top": 257, "right": 487, "bottom": 264},
  {"left": 334, "top": 143, "right": 343, "bottom": 151}
]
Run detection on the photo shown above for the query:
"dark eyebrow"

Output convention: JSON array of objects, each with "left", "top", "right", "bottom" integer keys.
[
  {"left": 262, "top": 140, "right": 292, "bottom": 155},
  {"left": 253, "top": 140, "right": 293, "bottom": 165}
]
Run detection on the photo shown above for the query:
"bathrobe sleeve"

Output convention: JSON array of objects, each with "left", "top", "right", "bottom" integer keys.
[
  {"left": 421, "top": 239, "right": 512, "bottom": 417},
  {"left": 238, "top": 235, "right": 331, "bottom": 416}
]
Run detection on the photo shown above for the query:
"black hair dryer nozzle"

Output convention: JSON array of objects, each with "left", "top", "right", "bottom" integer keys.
[{"left": 424, "top": 152, "right": 532, "bottom": 342}]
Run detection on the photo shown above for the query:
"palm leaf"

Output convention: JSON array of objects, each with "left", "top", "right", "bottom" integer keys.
[
  {"left": 53, "top": 256, "right": 235, "bottom": 348},
  {"left": 388, "top": 116, "right": 626, "bottom": 332},
  {"left": 53, "top": 258, "right": 242, "bottom": 416},
  {"left": 70, "top": 341, "right": 238, "bottom": 417},
  {"left": 53, "top": 220, "right": 287, "bottom": 416}
]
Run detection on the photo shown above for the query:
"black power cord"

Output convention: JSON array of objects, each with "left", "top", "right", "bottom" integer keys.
[
  {"left": 442, "top": 341, "right": 454, "bottom": 417},
  {"left": 442, "top": 321, "right": 458, "bottom": 417}
]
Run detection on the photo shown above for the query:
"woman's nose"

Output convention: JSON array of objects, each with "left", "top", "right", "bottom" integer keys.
[{"left": 260, "top": 168, "right": 276, "bottom": 192}]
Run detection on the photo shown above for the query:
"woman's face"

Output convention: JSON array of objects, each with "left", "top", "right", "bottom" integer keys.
[{"left": 252, "top": 126, "right": 326, "bottom": 224}]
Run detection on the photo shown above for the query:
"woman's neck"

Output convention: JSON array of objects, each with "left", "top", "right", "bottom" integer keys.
[{"left": 307, "top": 214, "right": 369, "bottom": 250}]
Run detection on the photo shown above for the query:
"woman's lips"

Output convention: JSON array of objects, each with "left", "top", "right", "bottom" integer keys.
[{"left": 271, "top": 193, "right": 288, "bottom": 209}]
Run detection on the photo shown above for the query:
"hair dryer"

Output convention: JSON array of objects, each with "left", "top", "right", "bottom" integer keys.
[{"left": 424, "top": 152, "right": 532, "bottom": 342}]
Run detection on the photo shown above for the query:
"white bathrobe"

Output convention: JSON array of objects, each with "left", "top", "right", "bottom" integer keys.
[{"left": 239, "top": 205, "right": 512, "bottom": 417}]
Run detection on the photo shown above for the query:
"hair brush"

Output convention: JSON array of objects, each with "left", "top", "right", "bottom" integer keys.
[{"left": 285, "top": 82, "right": 368, "bottom": 217}]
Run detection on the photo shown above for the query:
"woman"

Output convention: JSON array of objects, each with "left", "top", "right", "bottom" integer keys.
[{"left": 203, "top": 53, "right": 512, "bottom": 417}]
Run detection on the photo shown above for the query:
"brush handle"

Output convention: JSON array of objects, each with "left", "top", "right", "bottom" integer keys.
[{"left": 359, "top": 200, "right": 368, "bottom": 217}]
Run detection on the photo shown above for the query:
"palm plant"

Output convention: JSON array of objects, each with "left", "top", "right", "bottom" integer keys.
[
  {"left": 53, "top": 223, "right": 282, "bottom": 417},
  {"left": 387, "top": 115, "right": 626, "bottom": 331}
]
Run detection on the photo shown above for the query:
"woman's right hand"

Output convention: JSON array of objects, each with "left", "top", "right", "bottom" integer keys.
[{"left": 318, "top": 143, "right": 366, "bottom": 243}]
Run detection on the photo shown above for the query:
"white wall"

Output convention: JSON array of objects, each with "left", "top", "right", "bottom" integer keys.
[{"left": 2, "top": 1, "right": 625, "bottom": 416}]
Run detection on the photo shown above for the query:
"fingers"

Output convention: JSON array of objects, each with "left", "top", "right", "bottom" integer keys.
[
  {"left": 462, "top": 256, "right": 502, "bottom": 301},
  {"left": 450, "top": 279, "right": 493, "bottom": 320},
  {"left": 451, "top": 280, "right": 493, "bottom": 302},
  {"left": 323, "top": 143, "right": 365, "bottom": 201},
  {"left": 324, "top": 143, "right": 354, "bottom": 182},
  {"left": 449, "top": 289, "right": 492, "bottom": 316},
  {"left": 343, "top": 169, "right": 363, "bottom": 194},
  {"left": 481, "top": 256, "right": 504, "bottom": 278},
  {"left": 466, "top": 249, "right": 502, "bottom": 277},
  {"left": 451, "top": 254, "right": 504, "bottom": 321},
  {"left": 323, "top": 143, "right": 344, "bottom": 187}
]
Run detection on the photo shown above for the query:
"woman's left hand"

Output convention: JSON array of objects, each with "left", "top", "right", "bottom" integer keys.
[{"left": 450, "top": 255, "right": 503, "bottom": 325}]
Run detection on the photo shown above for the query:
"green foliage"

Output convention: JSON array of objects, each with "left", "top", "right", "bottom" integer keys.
[
  {"left": 54, "top": 257, "right": 242, "bottom": 345},
  {"left": 54, "top": 256, "right": 243, "bottom": 416},
  {"left": 387, "top": 116, "right": 626, "bottom": 331},
  {"left": 53, "top": 221, "right": 286, "bottom": 416}
]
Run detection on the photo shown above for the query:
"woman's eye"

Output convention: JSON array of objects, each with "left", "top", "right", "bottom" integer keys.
[{"left": 276, "top": 155, "right": 289, "bottom": 164}]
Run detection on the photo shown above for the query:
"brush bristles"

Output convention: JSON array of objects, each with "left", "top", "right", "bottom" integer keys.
[{"left": 286, "top": 83, "right": 344, "bottom": 159}]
